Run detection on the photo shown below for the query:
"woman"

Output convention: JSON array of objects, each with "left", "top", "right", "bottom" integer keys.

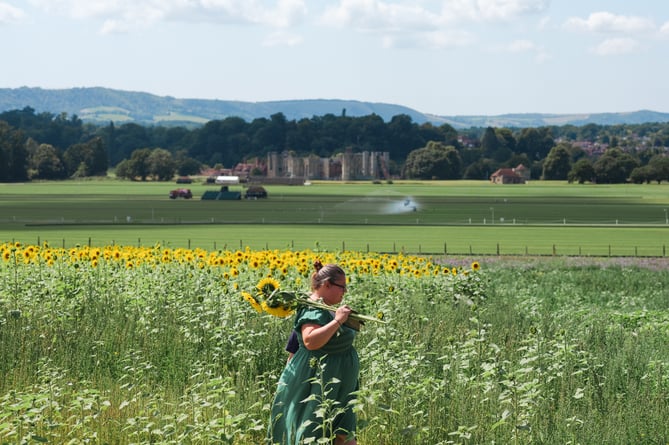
[{"left": 268, "top": 261, "right": 359, "bottom": 445}]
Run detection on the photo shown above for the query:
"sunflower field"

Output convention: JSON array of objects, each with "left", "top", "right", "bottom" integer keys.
[{"left": 1, "top": 242, "right": 668, "bottom": 444}]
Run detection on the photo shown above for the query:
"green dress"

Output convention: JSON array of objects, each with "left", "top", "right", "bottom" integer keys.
[{"left": 268, "top": 306, "right": 359, "bottom": 444}]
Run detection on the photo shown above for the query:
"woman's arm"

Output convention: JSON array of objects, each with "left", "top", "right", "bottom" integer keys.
[
  {"left": 301, "top": 320, "right": 341, "bottom": 350},
  {"left": 301, "top": 306, "right": 352, "bottom": 350}
]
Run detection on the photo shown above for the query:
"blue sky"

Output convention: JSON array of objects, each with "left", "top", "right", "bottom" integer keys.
[{"left": 2, "top": 0, "right": 668, "bottom": 116}]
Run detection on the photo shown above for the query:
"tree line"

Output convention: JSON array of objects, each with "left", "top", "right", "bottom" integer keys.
[{"left": 1, "top": 106, "right": 668, "bottom": 183}]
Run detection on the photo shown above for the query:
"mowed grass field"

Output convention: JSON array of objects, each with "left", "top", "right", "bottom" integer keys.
[{"left": 1, "top": 179, "right": 668, "bottom": 255}]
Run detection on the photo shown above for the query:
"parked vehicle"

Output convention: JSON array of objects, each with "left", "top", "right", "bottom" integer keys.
[
  {"left": 169, "top": 188, "right": 193, "bottom": 199},
  {"left": 245, "top": 185, "right": 268, "bottom": 199}
]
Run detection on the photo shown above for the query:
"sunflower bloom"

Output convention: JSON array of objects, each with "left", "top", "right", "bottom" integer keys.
[
  {"left": 261, "top": 300, "right": 295, "bottom": 318},
  {"left": 257, "top": 277, "right": 281, "bottom": 297},
  {"left": 242, "top": 291, "right": 263, "bottom": 313}
]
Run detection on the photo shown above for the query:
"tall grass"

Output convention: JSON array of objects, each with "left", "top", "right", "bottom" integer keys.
[{"left": 1, "top": 243, "right": 668, "bottom": 444}]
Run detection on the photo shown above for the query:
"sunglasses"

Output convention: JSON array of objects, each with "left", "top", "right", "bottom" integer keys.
[{"left": 330, "top": 281, "right": 347, "bottom": 291}]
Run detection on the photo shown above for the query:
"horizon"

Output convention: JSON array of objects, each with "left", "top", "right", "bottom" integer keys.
[{"left": 4, "top": 85, "right": 667, "bottom": 120}]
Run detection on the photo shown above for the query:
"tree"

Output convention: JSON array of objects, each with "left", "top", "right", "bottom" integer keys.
[
  {"left": 386, "top": 114, "right": 424, "bottom": 161},
  {"left": 174, "top": 151, "right": 202, "bottom": 176},
  {"left": 638, "top": 147, "right": 664, "bottom": 165},
  {"left": 286, "top": 118, "right": 316, "bottom": 154},
  {"left": 478, "top": 127, "right": 516, "bottom": 163},
  {"left": 649, "top": 155, "right": 669, "bottom": 183},
  {"left": 629, "top": 165, "right": 655, "bottom": 184},
  {"left": 403, "top": 141, "right": 461, "bottom": 179},
  {"left": 480, "top": 127, "right": 501, "bottom": 158},
  {"left": 147, "top": 148, "right": 176, "bottom": 181},
  {"left": 496, "top": 128, "right": 517, "bottom": 152},
  {"left": 631, "top": 155, "right": 669, "bottom": 183},
  {"left": 46, "top": 112, "right": 85, "bottom": 149},
  {"left": 593, "top": 148, "right": 640, "bottom": 184},
  {"left": 87, "top": 137, "right": 108, "bottom": 175},
  {"left": 577, "top": 123, "right": 601, "bottom": 142},
  {"left": 0, "top": 108, "right": 87, "bottom": 150},
  {"left": 0, "top": 121, "right": 29, "bottom": 182},
  {"left": 31, "top": 143, "right": 67, "bottom": 179},
  {"left": 464, "top": 158, "right": 497, "bottom": 180},
  {"left": 566, "top": 144, "right": 587, "bottom": 163},
  {"left": 63, "top": 137, "right": 108, "bottom": 177},
  {"left": 191, "top": 117, "right": 249, "bottom": 166},
  {"left": 108, "top": 123, "right": 151, "bottom": 166},
  {"left": 114, "top": 158, "right": 133, "bottom": 180},
  {"left": 115, "top": 148, "right": 152, "bottom": 181},
  {"left": 568, "top": 159, "right": 596, "bottom": 184},
  {"left": 516, "top": 127, "right": 554, "bottom": 160},
  {"left": 506, "top": 153, "right": 531, "bottom": 170},
  {"left": 542, "top": 143, "right": 573, "bottom": 180},
  {"left": 438, "top": 123, "right": 460, "bottom": 147},
  {"left": 352, "top": 114, "right": 388, "bottom": 150}
]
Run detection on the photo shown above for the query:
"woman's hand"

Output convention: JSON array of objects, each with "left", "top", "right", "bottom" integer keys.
[{"left": 334, "top": 305, "right": 352, "bottom": 325}]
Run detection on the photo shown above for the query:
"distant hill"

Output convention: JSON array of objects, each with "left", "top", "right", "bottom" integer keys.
[
  {"left": 1, "top": 86, "right": 669, "bottom": 129},
  {"left": 0, "top": 87, "right": 428, "bottom": 127},
  {"left": 426, "top": 110, "right": 669, "bottom": 128}
]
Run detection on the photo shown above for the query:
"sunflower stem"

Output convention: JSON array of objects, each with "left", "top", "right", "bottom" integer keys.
[{"left": 272, "top": 290, "right": 387, "bottom": 324}]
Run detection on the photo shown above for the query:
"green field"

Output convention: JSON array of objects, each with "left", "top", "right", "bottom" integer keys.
[
  {"left": 1, "top": 180, "right": 668, "bottom": 255},
  {"left": 2, "top": 247, "right": 668, "bottom": 444}
]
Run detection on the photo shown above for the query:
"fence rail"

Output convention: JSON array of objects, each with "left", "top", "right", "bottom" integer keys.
[{"left": 3, "top": 236, "right": 667, "bottom": 258}]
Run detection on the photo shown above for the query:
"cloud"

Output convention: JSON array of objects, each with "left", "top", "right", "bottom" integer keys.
[
  {"left": 249, "top": 0, "right": 308, "bottom": 28},
  {"left": 660, "top": 21, "right": 669, "bottom": 36},
  {"left": 320, "top": 0, "right": 443, "bottom": 31},
  {"left": 28, "top": 0, "right": 308, "bottom": 32},
  {"left": 0, "top": 2, "right": 26, "bottom": 24},
  {"left": 564, "top": 11, "right": 655, "bottom": 34},
  {"left": 464, "top": 0, "right": 550, "bottom": 22},
  {"left": 432, "top": 0, "right": 551, "bottom": 24},
  {"left": 262, "top": 30, "right": 303, "bottom": 46},
  {"left": 382, "top": 29, "right": 475, "bottom": 49},
  {"left": 591, "top": 37, "right": 640, "bottom": 56},
  {"left": 320, "top": 0, "right": 550, "bottom": 51},
  {"left": 505, "top": 39, "right": 536, "bottom": 52},
  {"left": 496, "top": 39, "right": 550, "bottom": 62},
  {"left": 321, "top": 0, "right": 550, "bottom": 30}
]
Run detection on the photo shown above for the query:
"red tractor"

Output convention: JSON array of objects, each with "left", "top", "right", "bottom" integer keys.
[{"left": 169, "top": 188, "right": 193, "bottom": 199}]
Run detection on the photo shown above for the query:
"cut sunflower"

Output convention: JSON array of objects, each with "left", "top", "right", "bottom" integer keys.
[
  {"left": 256, "top": 277, "right": 280, "bottom": 296},
  {"left": 242, "top": 276, "right": 387, "bottom": 328},
  {"left": 264, "top": 289, "right": 387, "bottom": 326},
  {"left": 261, "top": 300, "right": 295, "bottom": 318},
  {"left": 241, "top": 291, "right": 263, "bottom": 313}
]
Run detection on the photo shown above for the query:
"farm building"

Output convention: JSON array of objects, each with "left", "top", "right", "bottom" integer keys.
[{"left": 490, "top": 164, "right": 528, "bottom": 184}]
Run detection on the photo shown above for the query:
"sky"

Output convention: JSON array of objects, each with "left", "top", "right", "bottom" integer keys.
[{"left": 1, "top": 0, "right": 669, "bottom": 116}]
